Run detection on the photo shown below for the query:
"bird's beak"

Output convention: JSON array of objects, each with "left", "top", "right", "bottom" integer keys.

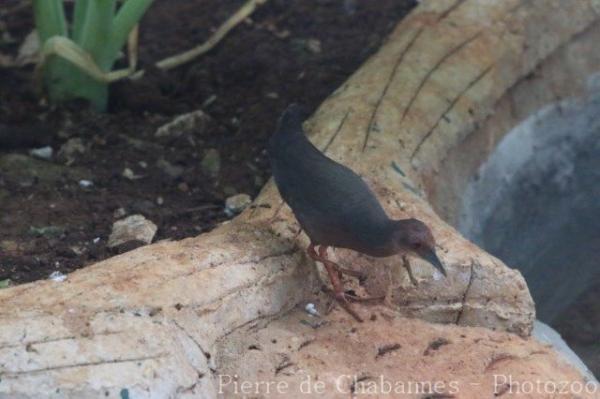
[{"left": 421, "top": 248, "right": 447, "bottom": 277}]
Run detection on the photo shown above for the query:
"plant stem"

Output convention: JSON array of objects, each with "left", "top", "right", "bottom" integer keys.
[{"left": 46, "top": 65, "right": 109, "bottom": 110}]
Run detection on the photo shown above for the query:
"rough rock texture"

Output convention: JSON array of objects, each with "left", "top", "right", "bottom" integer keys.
[
  {"left": 431, "top": 8, "right": 600, "bottom": 229},
  {"left": 1, "top": 0, "right": 599, "bottom": 397},
  {"left": 217, "top": 308, "right": 599, "bottom": 398},
  {"left": 225, "top": 193, "right": 252, "bottom": 216},
  {"left": 107, "top": 214, "right": 158, "bottom": 248}
]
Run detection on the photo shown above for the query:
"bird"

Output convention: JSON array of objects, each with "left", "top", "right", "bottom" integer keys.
[{"left": 268, "top": 104, "right": 446, "bottom": 321}]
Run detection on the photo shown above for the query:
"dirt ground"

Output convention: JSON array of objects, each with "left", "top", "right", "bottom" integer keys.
[{"left": 0, "top": 0, "right": 416, "bottom": 283}]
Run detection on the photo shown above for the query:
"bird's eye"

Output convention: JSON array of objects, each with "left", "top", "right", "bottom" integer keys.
[{"left": 413, "top": 242, "right": 422, "bottom": 249}]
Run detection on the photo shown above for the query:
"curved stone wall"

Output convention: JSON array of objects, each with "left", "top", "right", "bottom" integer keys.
[
  {"left": 460, "top": 90, "right": 600, "bottom": 322},
  {"left": 427, "top": 18, "right": 600, "bottom": 379}
]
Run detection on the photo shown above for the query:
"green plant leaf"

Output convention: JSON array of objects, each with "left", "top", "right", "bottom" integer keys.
[
  {"left": 38, "top": 36, "right": 132, "bottom": 83},
  {"left": 33, "top": 0, "right": 154, "bottom": 110},
  {"left": 110, "top": 0, "right": 154, "bottom": 66},
  {"left": 36, "top": 38, "right": 110, "bottom": 110},
  {"left": 72, "top": 0, "right": 90, "bottom": 43},
  {"left": 79, "top": 0, "right": 117, "bottom": 70},
  {"left": 33, "top": 0, "right": 67, "bottom": 42}
]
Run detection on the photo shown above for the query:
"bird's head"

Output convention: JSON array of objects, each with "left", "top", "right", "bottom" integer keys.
[{"left": 391, "top": 218, "right": 446, "bottom": 276}]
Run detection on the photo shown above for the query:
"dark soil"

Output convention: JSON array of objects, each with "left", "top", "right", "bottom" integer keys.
[{"left": 0, "top": 0, "right": 416, "bottom": 284}]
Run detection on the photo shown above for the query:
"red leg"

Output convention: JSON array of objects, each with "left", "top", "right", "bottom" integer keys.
[
  {"left": 317, "top": 246, "right": 342, "bottom": 280},
  {"left": 318, "top": 246, "right": 366, "bottom": 280},
  {"left": 315, "top": 245, "right": 385, "bottom": 303},
  {"left": 307, "top": 243, "right": 363, "bottom": 322}
]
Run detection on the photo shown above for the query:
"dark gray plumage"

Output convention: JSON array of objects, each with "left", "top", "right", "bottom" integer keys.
[
  {"left": 269, "top": 104, "right": 445, "bottom": 277},
  {"left": 269, "top": 106, "right": 392, "bottom": 255}
]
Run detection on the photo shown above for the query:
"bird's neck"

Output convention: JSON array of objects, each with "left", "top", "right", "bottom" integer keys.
[
  {"left": 361, "top": 219, "right": 401, "bottom": 257},
  {"left": 278, "top": 112, "right": 304, "bottom": 135}
]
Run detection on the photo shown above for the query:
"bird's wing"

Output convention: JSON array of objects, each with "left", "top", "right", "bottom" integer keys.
[{"left": 272, "top": 133, "right": 389, "bottom": 228}]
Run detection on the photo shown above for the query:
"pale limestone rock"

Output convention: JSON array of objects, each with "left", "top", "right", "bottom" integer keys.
[
  {"left": 217, "top": 309, "right": 599, "bottom": 398},
  {"left": 107, "top": 214, "right": 157, "bottom": 248},
  {"left": 225, "top": 193, "right": 252, "bottom": 216}
]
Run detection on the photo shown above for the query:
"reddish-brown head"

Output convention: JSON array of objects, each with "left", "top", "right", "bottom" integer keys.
[{"left": 390, "top": 218, "right": 446, "bottom": 276}]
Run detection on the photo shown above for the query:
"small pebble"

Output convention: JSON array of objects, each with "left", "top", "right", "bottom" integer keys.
[
  {"left": 58, "top": 137, "right": 86, "bottom": 161},
  {"left": 1, "top": 240, "right": 19, "bottom": 254},
  {"left": 155, "top": 109, "right": 212, "bottom": 138},
  {"left": 225, "top": 193, "right": 252, "bottom": 217},
  {"left": 122, "top": 168, "right": 143, "bottom": 180},
  {"left": 29, "top": 146, "right": 53, "bottom": 160},
  {"left": 79, "top": 179, "right": 93, "bottom": 188},
  {"left": 202, "top": 95, "right": 217, "bottom": 108},
  {"left": 113, "top": 207, "right": 127, "bottom": 219},
  {"left": 69, "top": 245, "right": 84, "bottom": 255},
  {"left": 306, "top": 38, "right": 322, "bottom": 54},
  {"left": 49, "top": 271, "right": 67, "bottom": 282},
  {"left": 305, "top": 303, "right": 320, "bottom": 317},
  {"left": 177, "top": 182, "right": 189, "bottom": 192},
  {"left": 274, "top": 29, "right": 290, "bottom": 39},
  {"left": 29, "top": 225, "right": 65, "bottom": 237},
  {"left": 107, "top": 214, "right": 157, "bottom": 248}
]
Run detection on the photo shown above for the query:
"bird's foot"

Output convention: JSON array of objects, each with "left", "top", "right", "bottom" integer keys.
[
  {"left": 334, "top": 266, "right": 367, "bottom": 283},
  {"left": 332, "top": 291, "right": 364, "bottom": 322},
  {"left": 309, "top": 243, "right": 366, "bottom": 322},
  {"left": 313, "top": 245, "right": 368, "bottom": 284},
  {"left": 321, "top": 286, "right": 383, "bottom": 321},
  {"left": 343, "top": 291, "right": 386, "bottom": 303}
]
